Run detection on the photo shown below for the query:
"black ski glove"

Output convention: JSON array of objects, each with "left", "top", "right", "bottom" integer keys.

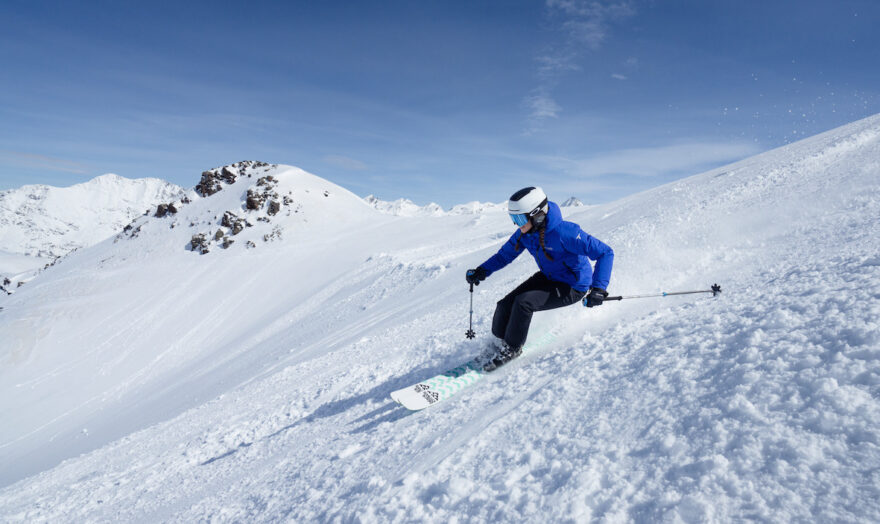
[
  {"left": 584, "top": 287, "right": 608, "bottom": 307},
  {"left": 466, "top": 266, "right": 488, "bottom": 285}
]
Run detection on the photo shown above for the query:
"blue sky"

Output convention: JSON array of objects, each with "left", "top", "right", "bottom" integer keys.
[{"left": 1, "top": 0, "right": 878, "bottom": 207}]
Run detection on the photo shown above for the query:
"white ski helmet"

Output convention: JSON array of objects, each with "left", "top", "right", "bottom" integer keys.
[{"left": 508, "top": 186, "right": 549, "bottom": 228}]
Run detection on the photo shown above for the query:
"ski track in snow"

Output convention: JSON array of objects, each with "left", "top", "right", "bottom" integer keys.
[{"left": 1, "top": 116, "right": 880, "bottom": 522}]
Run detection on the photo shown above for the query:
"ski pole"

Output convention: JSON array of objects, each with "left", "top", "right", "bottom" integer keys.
[
  {"left": 601, "top": 283, "right": 722, "bottom": 303},
  {"left": 465, "top": 282, "right": 476, "bottom": 339}
]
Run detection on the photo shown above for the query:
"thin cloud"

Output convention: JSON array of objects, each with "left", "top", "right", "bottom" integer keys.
[
  {"left": 549, "top": 141, "right": 762, "bottom": 178},
  {"left": 535, "top": 54, "right": 581, "bottom": 78},
  {"left": 611, "top": 73, "right": 628, "bottom": 80},
  {"left": 526, "top": 91, "right": 562, "bottom": 120},
  {"left": 526, "top": 1, "right": 637, "bottom": 128},
  {"left": 553, "top": 1, "right": 636, "bottom": 48},
  {"left": 0, "top": 150, "right": 90, "bottom": 174}
]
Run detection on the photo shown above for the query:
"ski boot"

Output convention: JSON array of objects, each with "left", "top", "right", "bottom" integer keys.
[{"left": 482, "top": 341, "right": 523, "bottom": 372}]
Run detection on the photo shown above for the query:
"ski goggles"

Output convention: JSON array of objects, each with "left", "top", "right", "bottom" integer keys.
[{"left": 510, "top": 213, "right": 529, "bottom": 227}]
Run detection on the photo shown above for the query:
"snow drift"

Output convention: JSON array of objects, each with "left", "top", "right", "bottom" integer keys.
[{"left": 1, "top": 115, "right": 879, "bottom": 521}]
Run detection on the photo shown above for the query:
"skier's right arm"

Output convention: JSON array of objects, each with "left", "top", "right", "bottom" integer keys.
[{"left": 479, "top": 231, "right": 523, "bottom": 277}]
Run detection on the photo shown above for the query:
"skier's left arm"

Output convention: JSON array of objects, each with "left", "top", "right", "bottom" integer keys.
[
  {"left": 479, "top": 231, "right": 524, "bottom": 277},
  {"left": 561, "top": 226, "right": 614, "bottom": 290}
]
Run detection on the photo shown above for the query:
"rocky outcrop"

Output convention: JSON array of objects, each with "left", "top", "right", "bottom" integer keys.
[
  {"left": 154, "top": 203, "right": 178, "bottom": 217},
  {"left": 195, "top": 167, "right": 236, "bottom": 197},
  {"left": 195, "top": 161, "right": 274, "bottom": 197},
  {"left": 187, "top": 165, "right": 298, "bottom": 254},
  {"left": 190, "top": 233, "right": 209, "bottom": 255},
  {"left": 246, "top": 175, "right": 280, "bottom": 211},
  {"left": 119, "top": 223, "right": 142, "bottom": 239},
  {"left": 263, "top": 226, "right": 283, "bottom": 243},
  {"left": 221, "top": 211, "right": 249, "bottom": 235},
  {"left": 100, "top": 161, "right": 308, "bottom": 256}
]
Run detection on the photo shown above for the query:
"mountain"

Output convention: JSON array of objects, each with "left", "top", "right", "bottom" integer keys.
[
  {"left": 364, "top": 195, "right": 505, "bottom": 216},
  {"left": 364, "top": 195, "right": 445, "bottom": 216},
  {"left": 447, "top": 200, "right": 506, "bottom": 215},
  {"left": 0, "top": 173, "right": 184, "bottom": 288},
  {"left": 1, "top": 115, "right": 879, "bottom": 522},
  {"left": 114, "top": 160, "right": 376, "bottom": 256},
  {"left": 364, "top": 194, "right": 581, "bottom": 216}
]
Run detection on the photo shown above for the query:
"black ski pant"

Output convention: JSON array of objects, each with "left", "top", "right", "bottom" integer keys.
[{"left": 492, "top": 271, "right": 587, "bottom": 349}]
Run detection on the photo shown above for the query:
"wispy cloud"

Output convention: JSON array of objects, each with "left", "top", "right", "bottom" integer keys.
[
  {"left": 525, "top": 91, "right": 562, "bottom": 120},
  {"left": 527, "top": 1, "right": 637, "bottom": 128},
  {"left": 0, "top": 150, "right": 90, "bottom": 174},
  {"left": 547, "top": 141, "right": 762, "bottom": 178},
  {"left": 529, "top": 140, "right": 763, "bottom": 203},
  {"left": 535, "top": 53, "right": 581, "bottom": 78},
  {"left": 548, "top": 0, "right": 636, "bottom": 49}
]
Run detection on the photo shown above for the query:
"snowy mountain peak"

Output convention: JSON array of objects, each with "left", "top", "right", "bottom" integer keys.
[
  {"left": 0, "top": 173, "right": 184, "bottom": 283},
  {"left": 194, "top": 160, "right": 276, "bottom": 197},
  {"left": 84, "top": 173, "right": 124, "bottom": 184},
  {"left": 365, "top": 193, "right": 580, "bottom": 216},
  {"left": 115, "top": 162, "right": 376, "bottom": 256},
  {"left": 364, "top": 195, "right": 445, "bottom": 216},
  {"left": 447, "top": 200, "right": 506, "bottom": 215}
]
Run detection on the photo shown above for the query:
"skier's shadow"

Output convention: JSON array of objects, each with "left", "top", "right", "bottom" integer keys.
[
  {"left": 276, "top": 356, "right": 472, "bottom": 433},
  {"left": 199, "top": 356, "right": 470, "bottom": 466},
  {"left": 348, "top": 402, "right": 409, "bottom": 433}
]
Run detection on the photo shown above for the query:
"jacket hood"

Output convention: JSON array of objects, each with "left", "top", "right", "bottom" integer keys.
[{"left": 542, "top": 200, "right": 562, "bottom": 232}]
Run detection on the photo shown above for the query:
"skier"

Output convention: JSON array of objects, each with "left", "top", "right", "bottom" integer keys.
[{"left": 466, "top": 187, "right": 614, "bottom": 371}]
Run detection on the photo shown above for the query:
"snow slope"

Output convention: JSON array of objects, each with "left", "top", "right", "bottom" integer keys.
[
  {"left": 1, "top": 115, "right": 879, "bottom": 522},
  {"left": 0, "top": 173, "right": 184, "bottom": 283}
]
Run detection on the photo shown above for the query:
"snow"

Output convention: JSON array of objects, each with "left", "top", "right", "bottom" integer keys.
[
  {"left": 0, "top": 173, "right": 184, "bottom": 287},
  {"left": 1, "top": 114, "right": 879, "bottom": 522},
  {"left": 365, "top": 194, "right": 505, "bottom": 216},
  {"left": 0, "top": 250, "right": 42, "bottom": 279},
  {"left": 365, "top": 195, "right": 446, "bottom": 216},
  {"left": 364, "top": 195, "right": 581, "bottom": 217}
]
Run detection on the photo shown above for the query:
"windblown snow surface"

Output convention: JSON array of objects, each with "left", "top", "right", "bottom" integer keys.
[{"left": 1, "top": 115, "right": 879, "bottom": 522}]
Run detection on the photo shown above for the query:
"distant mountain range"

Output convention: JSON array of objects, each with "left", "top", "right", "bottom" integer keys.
[{"left": 363, "top": 194, "right": 585, "bottom": 216}]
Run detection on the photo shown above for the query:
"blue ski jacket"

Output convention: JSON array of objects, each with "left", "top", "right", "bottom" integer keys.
[{"left": 480, "top": 201, "right": 614, "bottom": 291}]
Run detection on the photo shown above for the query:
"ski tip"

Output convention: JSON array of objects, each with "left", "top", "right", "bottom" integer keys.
[{"left": 390, "top": 387, "right": 434, "bottom": 411}]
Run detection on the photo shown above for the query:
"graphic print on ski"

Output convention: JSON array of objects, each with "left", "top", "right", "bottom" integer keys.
[{"left": 390, "top": 331, "right": 555, "bottom": 411}]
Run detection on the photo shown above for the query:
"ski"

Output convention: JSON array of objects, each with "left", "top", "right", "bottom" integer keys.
[{"left": 390, "top": 331, "right": 555, "bottom": 411}]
